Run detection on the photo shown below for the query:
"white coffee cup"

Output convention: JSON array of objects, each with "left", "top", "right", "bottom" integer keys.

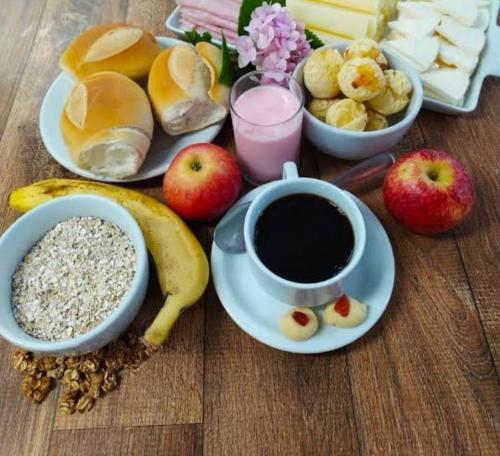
[{"left": 244, "top": 162, "right": 366, "bottom": 307}]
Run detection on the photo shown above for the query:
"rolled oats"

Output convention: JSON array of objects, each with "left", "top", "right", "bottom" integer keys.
[
  {"left": 102, "top": 371, "right": 118, "bottom": 393},
  {"left": 11, "top": 217, "right": 136, "bottom": 341},
  {"left": 76, "top": 395, "right": 94, "bottom": 413}
]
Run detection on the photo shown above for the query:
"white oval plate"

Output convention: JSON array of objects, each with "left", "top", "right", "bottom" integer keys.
[
  {"left": 39, "top": 36, "right": 226, "bottom": 183},
  {"left": 211, "top": 184, "right": 395, "bottom": 354}
]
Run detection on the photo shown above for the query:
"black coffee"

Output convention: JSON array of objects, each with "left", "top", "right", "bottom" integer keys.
[{"left": 254, "top": 194, "right": 354, "bottom": 284}]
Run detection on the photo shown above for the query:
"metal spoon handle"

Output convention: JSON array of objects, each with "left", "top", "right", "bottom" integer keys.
[{"left": 330, "top": 153, "right": 395, "bottom": 190}]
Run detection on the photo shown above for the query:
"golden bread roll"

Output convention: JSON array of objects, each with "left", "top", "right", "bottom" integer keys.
[
  {"left": 338, "top": 57, "right": 386, "bottom": 102},
  {"left": 148, "top": 45, "right": 227, "bottom": 136},
  {"left": 304, "top": 48, "right": 344, "bottom": 99},
  {"left": 325, "top": 99, "right": 368, "bottom": 131},
  {"left": 60, "top": 23, "right": 160, "bottom": 81},
  {"left": 195, "top": 42, "right": 230, "bottom": 109},
  {"left": 365, "top": 109, "right": 389, "bottom": 131},
  {"left": 368, "top": 69, "right": 413, "bottom": 115},
  {"left": 344, "top": 39, "right": 388, "bottom": 68},
  {"left": 61, "top": 71, "right": 154, "bottom": 178},
  {"left": 308, "top": 99, "right": 336, "bottom": 122}
]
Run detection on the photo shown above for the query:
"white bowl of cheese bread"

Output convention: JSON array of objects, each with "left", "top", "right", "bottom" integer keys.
[{"left": 294, "top": 40, "right": 423, "bottom": 160}]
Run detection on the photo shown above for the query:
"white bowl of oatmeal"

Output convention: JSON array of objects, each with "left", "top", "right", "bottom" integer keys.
[{"left": 0, "top": 195, "right": 149, "bottom": 355}]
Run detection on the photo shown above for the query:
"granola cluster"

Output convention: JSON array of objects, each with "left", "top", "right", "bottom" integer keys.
[{"left": 14, "top": 333, "right": 159, "bottom": 415}]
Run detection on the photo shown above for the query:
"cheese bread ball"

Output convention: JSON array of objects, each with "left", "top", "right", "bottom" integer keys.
[
  {"left": 280, "top": 307, "right": 318, "bottom": 341},
  {"left": 344, "top": 39, "right": 388, "bottom": 68},
  {"left": 323, "top": 295, "right": 367, "bottom": 328},
  {"left": 338, "top": 57, "right": 386, "bottom": 102},
  {"left": 365, "top": 109, "right": 389, "bottom": 131},
  {"left": 304, "top": 48, "right": 344, "bottom": 99},
  {"left": 368, "top": 69, "right": 413, "bottom": 115},
  {"left": 325, "top": 99, "right": 367, "bottom": 132},
  {"left": 308, "top": 99, "right": 336, "bottom": 122}
]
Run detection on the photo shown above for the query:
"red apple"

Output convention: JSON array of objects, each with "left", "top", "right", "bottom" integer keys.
[
  {"left": 163, "top": 143, "right": 241, "bottom": 221},
  {"left": 383, "top": 149, "right": 475, "bottom": 235}
]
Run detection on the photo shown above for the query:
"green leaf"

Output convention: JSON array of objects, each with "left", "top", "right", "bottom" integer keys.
[
  {"left": 305, "top": 29, "right": 324, "bottom": 50},
  {"left": 184, "top": 28, "right": 213, "bottom": 45},
  {"left": 238, "top": 0, "right": 286, "bottom": 36},
  {"left": 219, "top": 34, "right": 236, "bottom": 87}
]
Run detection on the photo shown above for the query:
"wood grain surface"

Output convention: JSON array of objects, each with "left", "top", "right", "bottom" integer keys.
[{"left": 0, "top": 1, "right": 498, "bottom": 455}]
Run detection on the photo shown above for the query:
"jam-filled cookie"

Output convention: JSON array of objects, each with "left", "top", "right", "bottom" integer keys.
[
  {"left": 323, "top": 295, "right": 367, "bottom": 328},
  {"left": 280, "top": 307, "right": 318, "bottom": 341}
]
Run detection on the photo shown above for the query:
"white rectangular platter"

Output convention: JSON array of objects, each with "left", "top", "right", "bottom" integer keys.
[{"left": 166, "top": 1, "right": 500, "bottom": 115}]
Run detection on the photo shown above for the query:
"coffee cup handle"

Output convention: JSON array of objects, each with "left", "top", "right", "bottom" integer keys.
[{"left": 282, "top": 162, "right": 299, "bottom": 180}]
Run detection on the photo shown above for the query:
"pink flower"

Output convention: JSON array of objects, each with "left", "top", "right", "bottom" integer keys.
[
  {"left": 236, "top": 35, "right": 257, "bottom": 68},
  {"left": 236, "top": 2, "right": 312, "bottom": 75}
]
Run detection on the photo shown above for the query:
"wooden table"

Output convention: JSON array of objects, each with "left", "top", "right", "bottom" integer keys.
[{"left": 0, "top": 1, "right": 498, "bottom": 455}]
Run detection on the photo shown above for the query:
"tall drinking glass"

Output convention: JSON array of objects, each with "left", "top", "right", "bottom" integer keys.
[{"left": 230, "top": 70, "right": 304, "bottom": 185}]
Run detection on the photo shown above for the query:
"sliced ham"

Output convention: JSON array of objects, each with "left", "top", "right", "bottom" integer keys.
[
  {"left": 180, "top": 18, "right": 240, "bottom": 43},
  {"left": 177, "top": 0, "right": 242, "bottom": 21},
  {"left": 181, "top": 8, "right": 239, "bottom": 33},
  {"left": 177, "top": 0, "right": 242, "bottom": 44}
]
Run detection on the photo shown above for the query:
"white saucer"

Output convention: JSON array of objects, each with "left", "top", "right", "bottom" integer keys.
[
  {"left": 39, "top": 37, "right": 225, "bottom": 183},
  {"left": 211, "top": 184, "right": 395, "bottom": 354}
]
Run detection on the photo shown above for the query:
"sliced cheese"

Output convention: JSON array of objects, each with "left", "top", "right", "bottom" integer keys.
[
  {"left": 384, "top": 37, "right": 439, "bottom": 72},
  {"left": 421, "top": 69, "right": 470, "bottom": 105},
  {"left": 313, "top": 0, "right": 385, "bottom": 14},
  {"left": 422, "top": 0, "right": 490, "bottom": 5},
  {"left": 397, "top": 2, "right": 442, "bottom": 20},
  {"left": 385, "top": 30, "right": 407, "bottom": 40},
  {"left": 424, "top": 87, "right": 464, "bottom": 106},
  {"left": 287, "top": 0, "right": 384, "bottom": 40},
  {"left": 431, "top": 0, "right": 478, "bottom": 27},
  {"left": 388, "top": 18, "right": 440, "bottom": 38},
  {"left": 383, "top": 0, "right": 399, "bottom": 18},
  {"left": 436, "top": 17, "right": 486, "bottom": 55},
  {"left": 473, "top": 8, "right": 490, "bottom": 31},
  {"left": 306, "top": 27, "right": 346, "bottom": 45},
  {"left": 439, "top": 0, "right": 491, "bottom": 7},
  {"left": 438, "top": 40, "right": 479, "bottom": 74}
]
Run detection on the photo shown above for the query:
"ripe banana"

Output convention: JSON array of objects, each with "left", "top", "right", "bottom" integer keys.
[{"left": 9, "top": 179, "right": 209, "bottom": 346}]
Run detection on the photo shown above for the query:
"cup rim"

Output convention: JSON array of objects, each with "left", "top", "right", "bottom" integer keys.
[
  {"left": 244, "top": 177, "right": 366, "bottom": 290},
  {"left": 0, "top": 194, "right": 148, "bottom": 353},
  {"left": 229, "top": 69, "right": 305, "bottom": 128}
]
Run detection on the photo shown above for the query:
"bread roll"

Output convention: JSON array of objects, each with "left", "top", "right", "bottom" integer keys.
[
  {"left": 304, "top": 48, "right": 344, "bottom": 99},
  {"left": 61, "top": 71, "right": 154, "bottom": 178},
  {"left": 195, "top": 42, "right": 230, "bottom": 109},
  {"left": 60, "top": 23, "right": 160, "bottom": 81},
  {"left": 148, "top": 44, "right": 227, "bottom": 136}
]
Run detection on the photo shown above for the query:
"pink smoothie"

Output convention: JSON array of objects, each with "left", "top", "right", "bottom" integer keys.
[{"left": 231, "top": 85, "right": 303, "bottom": 184}]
